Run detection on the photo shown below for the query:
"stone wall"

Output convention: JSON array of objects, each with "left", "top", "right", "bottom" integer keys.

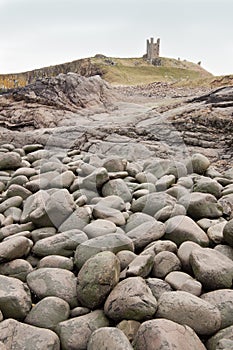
[{"left": 0, "top": 58, "right": 102, "bottom": 91}]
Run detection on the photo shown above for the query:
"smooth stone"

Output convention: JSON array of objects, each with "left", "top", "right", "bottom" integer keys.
[
  {"left": 0, "top": 236, "right": 32, "bottom": 262},
  {"left": 59, "top": 207, "right": 91, "bottom": 231},
  {"left": 192, "top": 176, "right": 222, "bottom": 198},
  {"left": 0, "top": 319, "right": 60, "bottom": 350},
  {"left": 103, "top": 157, "right": 127, "bottom": 172},
  {"left": 92, "top": 205, "right": 126, "bottom": 226},
  {"left": 32, "top": 230, "right": 88, "bottom": 257},
  {"left": 6, "top": 184, "right": 33, "bottom": 200},
  {"left": 126, "top": 254, "right": 154, "bottom": 278},
  {"left": 26, "top": 149, "right": 50, "bottom": 163},
  {"left": 155, "top": 174, "right": 176, "bottom": 191},
  {"left": 207, "top": 221, "right": 227, "bottom": 244},
  {"left": 165, "top": 271, "right": 202, "bottom": 296},
  {"left": 22, "top": 189, "right": 76, "bottom": 228},
  {"left": 178, "top": 192, "right": 223, "bottom": 219},
  {"left": 146, "top": 240, "right": 178, "bottom": 255},
  {"left": 201, "top": 289, "right": 233, "bottom": 329},
  {"left": 74, "top": 233, "right": 134, "bottom": 270},
  {"left": 156, "top": 291, "right": 221, "bottom": 335},
  {"left": 25, "top": 296, "right": 70, "bottom": 330},
  {"left": 87, "top": 327, "right": 133, "bottom": 350},
  {"left": 0, "top": 222, "right": 34, "bottom": 240},
  {"left": 223, "top": 218, "right": 233, "bottom": 247},
  {"left": 0, "top": 196, "right": 23, "bottom": 213},
  {"left": 23, "top": 144, "right": 44, "bottom": 153},
  {"left": 102, "top": 179, "right": 132, "bottom": 203},
  {"left": 133, "top": 319, "right": 206, "bottom": 350},
  {"left": 116, "top": 250, "right": 137, "bottom": 270},
  {"left": 4, "top": 207, "right": 22, "bottom": 222},
  {"left": 164, "top": 215, "right": 209, "bottom": 246},
  {"left": 166, "top": 185, "right": 190, "bottom": 200},
  {"left": 83, "top": 219, "right": 117, "bottom": 238},
  {"left": 214, "top": 244, "right": 233, "bottom": 260},
  {"left": 0, "top": 275, "right": 32, "bottom": 320},
  {"left": 177, "top": 241, "right": 203, "bottom": 273},
  {"left": 206, "top": 325, "right": 233, "bottom": 350},
  {"left": 7, "top": 175, "right": 28, "bottom": 187},
  {"left": 125, "top": 212, "right": 155, "bottom": 232},
  {"left": 80, "top": 167, "right": 109, "bottom": 192},
  {"left": 190, "top": 248, "right": 233, "bottom": 289},
  {"left": 154, "top": 203, "right": 186, "bottom": 221},
  {"left": 91, "top": 195, "right": 125, "bottom": 211},
  {"left": 126, "top": 220, "right": 165, "bottom": 250},
  {"left": 77, "top": 251, "right": 120, "bottom": 309},
  {"left": 70, "top": 306, "right": 90, "bottom": 318},
  {"left": 151, "top": 251, "right": 181, "bottom": 278},
  {"left": 13, "top": 167, "right": 37, "bottom": 178},
  {"left": 186, "top": 153, "right": 210, "bottom": 174},
  {"left": 27, "top": 268, "right": 78, "bottom": 308},
  {"left": 104, "top": 277, "right": 157, "bottom": 321},
  {"left": 131, "top": 192, "right": 176, "bottom": 217},
  {"left": 0, "top": 258, "right": 33, "bottom": 282},
  {"left": 31, "top": 227, "right": 57, "bottom": 243},
  {"left": 0, "top": 152, "right": 21, "bottom": 170},
  {"left": 219, "top": 193, "right": 233, "bottom": 219},
  {"left": 55, "top": 310, "right": 109, "bottom": 350},
  {"left": 38, "top": 256, "right": 74, "bottom": 270}
]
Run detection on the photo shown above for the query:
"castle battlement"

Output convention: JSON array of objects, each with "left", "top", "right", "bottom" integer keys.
[{"left": 146, "top": 37, "right": 160, "bottom": 63}]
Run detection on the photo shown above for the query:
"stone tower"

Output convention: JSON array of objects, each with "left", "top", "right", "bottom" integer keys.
[{"left": 146, "top": 37, "right": 160, "bottom": 63}]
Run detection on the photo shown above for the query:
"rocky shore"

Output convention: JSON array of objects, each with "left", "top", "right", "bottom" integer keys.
[{"left": 0, "top": 142, "right": 233, "bottom": 349}]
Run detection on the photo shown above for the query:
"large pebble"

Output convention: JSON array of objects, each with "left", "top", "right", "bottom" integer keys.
[
  {"left": 179, "top": 192, "right": 223, "bottom": 219},
  {"left": 151, "top": 251, "right": 181, "bottom": 278},
  {"left": 164, "top": 215, "right": 209, "bottom": 246},
  {"left": 0, "top": 275, "right": 32, "bottom": 320},
  {"left": 201, "top": 289, "right": 233, "bottom": 329},
  {"left": 0, "top": 151, "right": 21, "bottom": 170},
  {"left": 104, "top": 276, "right": 157, "bottom": 321},
  {"left": 74, "top": 233, "right": 134, "bottom": 269},
  {"left": 156, "top": 291, "right": 221, "bottom": 335},
  {"left": 55, "top": 310, "right": 109, "bottom": 350},
  {"left": 206, "top": 325, "right": 233, "bottom": 350},
  {"left": 0, "top": 236, "right": 32, "bottom": 262},
  {"left": 223, "top": 218, "right": 233, "bottom": 246},
  {"left": 131, "top": 192, "right": 176, "bottom": 216},
  {"left": 25, "top": 296, "right": 70, "bottom": 330},
  {"left": 88, "top": 327, "right": 133, "bottom": 350},
  {"left": 190, "top": 248, "right": 233, "bottom": 289},
  {"left": 32, "top": 229, "right": 88, "bottom": 257},
  {"left": 77, "top": 251, "right": 120, "bottom": 308},
  {"left": 133, "top": 319, "right": 207, "bottom": 350},
  {"left": 0, "top": 319, "right": 60, "bottom": 350},
  {"left": 126, "top": 220, "right": 165, "bottom": 250},
  {"left": 27, "top": 267, "right": 78, "bottom": 307},
  {"left": 102, "top": 178, "right": 132, "bottom": 202},
  {"left": 0, "top": 258, "right": 33, "bottom": 282}
]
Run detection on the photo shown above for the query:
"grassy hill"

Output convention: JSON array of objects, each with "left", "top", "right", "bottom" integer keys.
[
  {"left": 0, "top": 55, "right": 218, "bottom": 92},
  {"left": 91, "top": 56, "right": 212, "bottom": 85}
]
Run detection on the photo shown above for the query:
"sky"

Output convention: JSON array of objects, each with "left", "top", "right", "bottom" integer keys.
[{"left": 0, "top": 0, "right": 233, "bottom": 76}]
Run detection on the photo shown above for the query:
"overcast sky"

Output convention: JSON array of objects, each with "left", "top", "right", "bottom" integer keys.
[{"left": 0, "top": 0, "right": 232, "bottom": 76}]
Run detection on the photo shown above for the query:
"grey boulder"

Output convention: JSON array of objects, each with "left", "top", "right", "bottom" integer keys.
[
  {"left": 133, "top": 319, "right": 207, "bottom": 350},
  {"left": 88, "top": 327, "right": 133, "bottom": 350},
  {"left": 104, "top": 276, "right": 157, "bottom": 321},
  {"left": 156, "top": 291, "right": 221, "bottom": 335},
  {"left": 0, "top": 318, "right": 60, "bottom": 350},
  {"left": 0, "top": 275, "right": 32, "bottom": 320}
]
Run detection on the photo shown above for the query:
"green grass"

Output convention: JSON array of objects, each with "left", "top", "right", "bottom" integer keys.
[{"left": 90, "top": 56, "right": 212, "bottom": 86}]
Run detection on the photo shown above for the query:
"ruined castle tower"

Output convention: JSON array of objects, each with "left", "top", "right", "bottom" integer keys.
[{"left": 146, "top": 37, "right": 160, "bottom": 63}]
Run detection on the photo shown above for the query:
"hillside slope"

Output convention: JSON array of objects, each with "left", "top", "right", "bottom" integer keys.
[{"left": 0, "top": 55, "right": 212, "bottom": 91}]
